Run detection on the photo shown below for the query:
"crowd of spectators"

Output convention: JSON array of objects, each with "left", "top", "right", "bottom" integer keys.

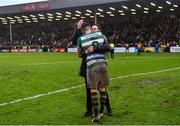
[
  {"left": 100, "top": 13, "right": 180, "bottom": 48},
  {"left": 0, "top": 13, "right": 180, "bottom": 50},
  {"left": 0, "top": 21, "right": 74, "bottom": 50}
]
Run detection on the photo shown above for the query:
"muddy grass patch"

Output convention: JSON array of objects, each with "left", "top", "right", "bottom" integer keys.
[{"left": 136, "top": 79, "right": 167, "bottom": 87}]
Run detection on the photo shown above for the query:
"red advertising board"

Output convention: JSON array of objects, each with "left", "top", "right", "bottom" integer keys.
[
  {"left": 54, "top": 48, "right": 65, "bottom": 52},
  {"left": 21, "top": 2, "right": 50, "bottom": 12}
]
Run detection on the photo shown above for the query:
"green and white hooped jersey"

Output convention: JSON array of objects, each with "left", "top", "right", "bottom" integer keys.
[{"left": 77, "top": 31, "right": 106, "bottom": 69}]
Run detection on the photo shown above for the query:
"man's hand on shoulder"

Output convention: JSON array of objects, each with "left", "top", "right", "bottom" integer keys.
[
  {"left": 77, "top": 20, "right": 84, "bottom": 29},
  {"left": 87, "top": 46, "right": 94, "bottom": 54}
]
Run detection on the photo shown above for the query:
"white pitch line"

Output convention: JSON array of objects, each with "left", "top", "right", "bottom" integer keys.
[
  {"left": 0, "top": 85, "right": 84, "bottom": 107},
  {"left": 0, "top": 66, "right": 180, "bottom": 107},
  {"left": 0, "top": 61, "right": 80, "bottom": 68},
  {"left": 110, "top": 66, "right": 180, "bottom": 80},
  {"left": 21, "top": 61, "right": 80, "bottom": 66}
]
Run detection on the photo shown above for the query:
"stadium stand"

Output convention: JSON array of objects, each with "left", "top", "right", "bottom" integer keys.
[{"left": 0, "top": 0, "right": 179, "bottom": 52}]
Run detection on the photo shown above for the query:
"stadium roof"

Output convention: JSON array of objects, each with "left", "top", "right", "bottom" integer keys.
[
  {"left": 0, "top": 0, "right": 179, "bottom": 25},
  {"left": 0, "top": 0, "right": 128, "bottom": 14}
]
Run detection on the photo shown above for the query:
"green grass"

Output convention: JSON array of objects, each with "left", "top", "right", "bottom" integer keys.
[{"left": 0, "top": 52, "right": 180, "bottom": 125}]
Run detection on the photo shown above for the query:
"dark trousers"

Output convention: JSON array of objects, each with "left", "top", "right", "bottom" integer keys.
[
  {"left": 137, "top": 48, "right": 141, "bottom": 55},
  {"left": 85, "top": 76, "right": 112, "bottom": 112},
  {"left": 111, "top": 49, "right": 114, "bottom": 59},
  {"left": 85, "top": 76, "right": 92, "bottom": 112}
]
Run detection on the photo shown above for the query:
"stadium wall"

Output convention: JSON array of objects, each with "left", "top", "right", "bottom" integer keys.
[
  {"left": 1, "top": 47, "right": 180, "bottom": 53},
  {"left": 0, "top": 0, "right": 129, "bottom": 15}
]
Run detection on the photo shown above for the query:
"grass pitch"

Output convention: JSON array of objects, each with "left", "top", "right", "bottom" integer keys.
[{"left": 0, "top": 52, "right": 180, "bottom": 125}]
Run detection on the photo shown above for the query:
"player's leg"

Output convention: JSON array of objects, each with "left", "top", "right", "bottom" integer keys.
[
  {"left": 99, "top": 63, "right": 110, "bottom": 117},
  {"left": 99, "top": 88, "right": 107, "bottom": 118},
  {"left": 87, "top": 67, "right": 101, "bottom": 122},
  {"left": 90, "top": 88, "right": 100, "bottom": 122}
]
